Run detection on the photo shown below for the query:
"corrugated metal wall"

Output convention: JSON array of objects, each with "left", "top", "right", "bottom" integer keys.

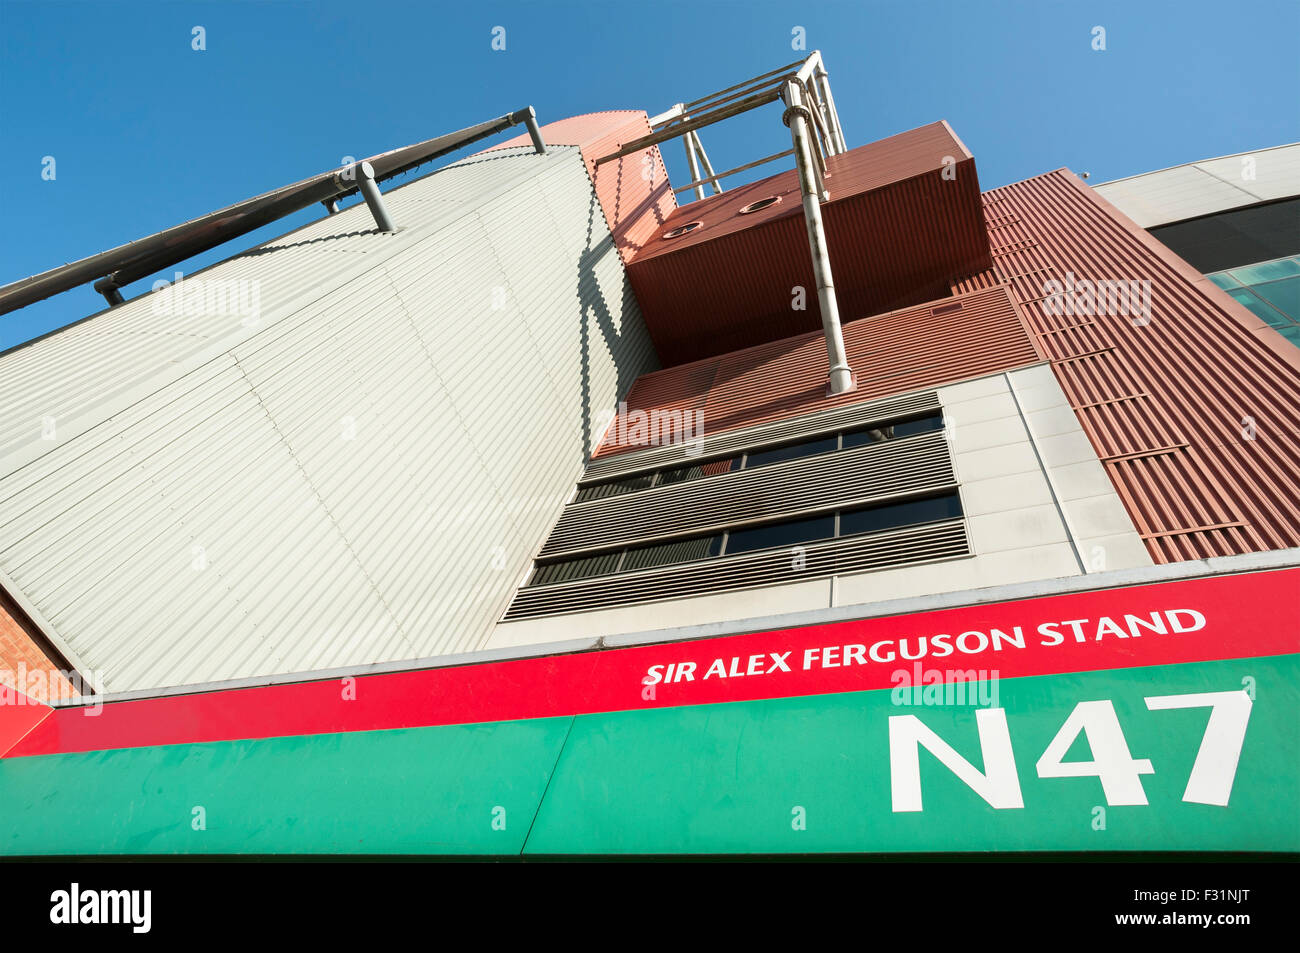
[
  {"left": 626, "top": 122, "right": 993, "bottom": 365},
  {"left": 0, "top": 146, "right": 658, "bottom": 693},
  {"left": 981, "top": 169, "right": 1300, "bottom": 562},
  {"left": 596, "top": 285, "right": 1040, "bottom": 455},
  {"left": 485, "top": 111, "right": 677, "bottom": 263}
]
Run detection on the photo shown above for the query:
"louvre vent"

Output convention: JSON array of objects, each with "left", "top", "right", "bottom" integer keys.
[
  {"left": 583, "top": 390, "right": 941, "bottom": 483},
  {"left": 505, "top": 519, "right": 970, "bottom": 620},
  {"left": 543, "top": 430, "right": 955, "bottom": 558}
]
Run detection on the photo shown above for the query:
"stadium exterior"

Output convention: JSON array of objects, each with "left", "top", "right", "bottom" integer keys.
[{"left": 0, "top": 57, "right": 1296, "bottom": 856}]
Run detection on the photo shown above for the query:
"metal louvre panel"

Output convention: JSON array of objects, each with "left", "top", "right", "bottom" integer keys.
[
  {"left": 543, "top": 430, "right": 953, "bottom": 557},
  {"left": 580, "top": 390, "right": 940, "bottom": 483},
  {"left": 505, "top": 519, "right": 969, "bottom": 620}
]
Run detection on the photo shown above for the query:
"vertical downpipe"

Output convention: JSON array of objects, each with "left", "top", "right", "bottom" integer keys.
[{"left": 783, "top": 80, "right": 853, "bottom": 395}]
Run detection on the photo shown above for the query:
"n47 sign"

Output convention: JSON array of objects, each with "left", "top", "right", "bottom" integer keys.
[{"left": 889, "top": 690, "right": 1252, "bottom": 812}]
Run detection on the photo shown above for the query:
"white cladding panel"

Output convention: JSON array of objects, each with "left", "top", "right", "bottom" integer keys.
[
  {"left": 0, "top": 146, "right": 657, "bottom": 692},
  {"left": 1094, "top": 142, "right": 1300, "bottom": 228}
]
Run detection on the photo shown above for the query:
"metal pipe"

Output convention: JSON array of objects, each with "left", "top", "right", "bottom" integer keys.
[
  {"left": 795, "top": 49, "right": 823, "bottom": 84},
  {"left": 669, "top": 148, "right": 794, "bottom": 195},
  {"left": 594, "top": 87, "right": 783, "bottom": 166},
  {"left": 97, "top": 283, "right": 124, "bottom": 307},
  {"left": 689, "top": 131, "right": 723, "bottom": 195},
  {"left": 677, "top": 57, "right": 805, "bottom": 113},
  {"left": 0, "top": 107, "right": 543, "bottom": 315},
  {"left": 682, "top": 117, "right": 705, "bottom": 202},
  {"left": 815, "top": 64, "right": 848, "bottom": 153},
  {"left": 782, "top": 80, "right": 853, "bottom": 395},
  {"left": 522, "top": 106, "right": 547, "bottom": 154},
  {"left": 352, "top": 161, "right": 396, "bottom": 233}
]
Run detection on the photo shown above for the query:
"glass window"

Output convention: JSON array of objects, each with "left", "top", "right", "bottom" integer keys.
[
  {"left": 842, "top": 413, "right": 943, "bottom": 448},
  {"left": 1224, "top": 287, "right": 1289, "bottom": 327},
  {"left": 839, "top": 492, "right": 963, "bottom": 538},
  {"left": 743, "top": 435, "right": 838, "bottom": 470},
  {"left": 574, "top": 472, "right": 656, "bottom": 503},
  {"left": 724, "top": 513, "right": 836, "bottom": 555},
  {"left": 1252, "top": 276, "right": 1300, "bottom": 322},
  {"left": 1207, "top": 271, "right": 1242, "bottom": 290},
  {"left": 623, "top": 533, "right": 722, "bottom": 571},
  {"left": 530, "top": 551, "right": 623, "bottom": 586},
  {"left": 1228, "top": 257, "right": 1300, "bottom": 285},
  {"left": 657, "top": 456, "right": 740, "bottom": 487}
]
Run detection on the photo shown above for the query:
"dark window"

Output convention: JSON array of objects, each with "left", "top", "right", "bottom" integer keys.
[
  {"left": 530, "top": 551, "right": 623, "bottom": 586},
  {"left": 574, "top": 472, "right": 656, "bottom": 503},
  {"left": 623, "top": 533, "right": 722, "bottom": 571},
  {"left": 724, "top": 513, "right": 836, "bottom": 556},
  {"left": 839, "top": 492, "right": 962, "bottom": 538},
  {"left": 657, "top": 456, "right": 741, "bottom": 487},
  {"left": 743, "top": 435, "right": 838, "bottom": 470},
  {"left": 1148, "top": 197, "right": 1300, "bottom": 273},
  {"left": 841, "top": 413, "right": 942, "bottom": 448}
]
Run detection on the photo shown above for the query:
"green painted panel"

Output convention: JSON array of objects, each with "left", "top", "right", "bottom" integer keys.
[
  {"left": 0, "top": 717, "right": 572, "bottom": 855},
  {"left": 524, "top": 656, "right": 1298, "bottom": 854}
]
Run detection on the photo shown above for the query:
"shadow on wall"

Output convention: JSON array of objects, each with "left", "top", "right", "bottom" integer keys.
[{"left": 574, "top": 189, "right": 659, "bottom": 463}]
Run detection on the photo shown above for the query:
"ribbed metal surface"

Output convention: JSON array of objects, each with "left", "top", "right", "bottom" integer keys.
[
  {"left": 1092, "top": 143, "right": 1300, "bottom": 228},
  {"left": 583, "top": 390, "right": 940, "bottom": 481},
  {"left": 486, "top": 111, "right": 677, "bottom": 264},
  {"left": 0, "top": 147, "right": 576, "bottom": 474},
  {"left": 985, "top": 169, "right": 1300, "bottom": 563},
  {"left": 544, "top": 431, "right": 953, "bottom": 557},
  {"left": 625, "top": 121, "right": 993, "bottom": 364},
  {"left": 0, "top": 146, "right": 658, "bottom": 692},
  {"left": 504, "top": 518, "right": 970, "bottom": 620},
  {"left": 596, "top": 285, "right": 1038, "bottom": 456}
]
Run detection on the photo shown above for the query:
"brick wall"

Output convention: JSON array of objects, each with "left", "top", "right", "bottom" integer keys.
[{"left": 0, "top": 593, "right": 76, "bottom": 702}]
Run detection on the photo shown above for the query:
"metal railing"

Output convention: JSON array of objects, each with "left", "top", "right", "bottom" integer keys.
[{"left": 594, "top": 50, "right": 847, "bottom": 200}]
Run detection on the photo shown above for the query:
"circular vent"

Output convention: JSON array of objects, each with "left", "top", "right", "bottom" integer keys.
[
  {"left": 661, "top": 221, "right": 703, "bottom": 240},
  {"left": 739, "top": 196, "right": 782, "bottom": 215}
]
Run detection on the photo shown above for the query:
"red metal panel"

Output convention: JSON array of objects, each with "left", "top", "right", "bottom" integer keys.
[
  {"left": 596, "top": 284, "right": 1039, "bottom": 455},
  {"left": 486, "top": 111, "right": 676, "bottom": 263},
  {"left": 626, "top": 121, "right": 993, "bottom": 365},
  {"left": 983, "top": 169, "right": 1300, "bottom": 562}
]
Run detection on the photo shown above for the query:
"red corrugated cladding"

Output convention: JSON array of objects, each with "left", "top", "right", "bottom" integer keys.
[
  {"left": 982, "top": 169, "right": 1300, "bottom": 563},
  {"left": 625, "top": 121, "right": 993, "bottom": 365},
  {"left": 487, "top": 111, "right": 677, "bottom": 263},
  {"left": 596, "top": 284, "right": 1041, "bottom": 454}
]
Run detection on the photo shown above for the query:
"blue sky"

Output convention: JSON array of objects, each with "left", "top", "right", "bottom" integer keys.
[{"left": 2, "top": 0, "right": 1297, "bottom": 350}]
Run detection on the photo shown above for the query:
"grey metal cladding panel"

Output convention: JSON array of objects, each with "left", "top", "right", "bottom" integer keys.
[
  {"left": 581, "top": 390, "right": 941, "bottom": 482},
  {"left": 0, "top": 146, "right": 579, "bottom": 474},
  {"left": 505, "top": 519, "right": 970, "bottom": 620},
  {"left": 0, "top": 363, "right": 406, "bottom": 692},
  {"left": 0, "top": 144, "right": 658, "bottom": 690},
  {"left": 541, "top": 431, "right": 956, "bottom": 557}
]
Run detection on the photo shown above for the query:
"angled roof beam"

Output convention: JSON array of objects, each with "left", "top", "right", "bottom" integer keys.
[{"left": 0, "top": 107, "right": 545, "bottom": 316}]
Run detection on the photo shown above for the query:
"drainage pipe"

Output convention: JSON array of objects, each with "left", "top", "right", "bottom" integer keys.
[
  {"left": 351, "top": 162, "right": 396, "bottom": 233},
  {"left": 782, "top": 79, "right": 853, "bottom": 394}
]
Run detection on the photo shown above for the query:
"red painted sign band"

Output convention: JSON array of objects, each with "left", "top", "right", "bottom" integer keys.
[{"left": 7, "top": 568, "right": 1298, "bottom": 759}]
